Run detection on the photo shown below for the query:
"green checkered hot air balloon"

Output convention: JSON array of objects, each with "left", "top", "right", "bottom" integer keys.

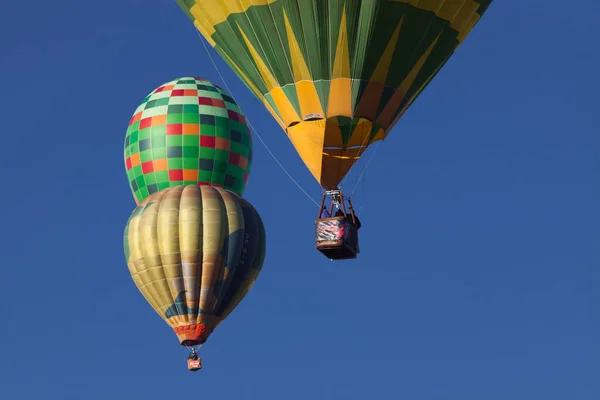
[{"left": 124, "top": 77, "right": 253, "bottom": 204}]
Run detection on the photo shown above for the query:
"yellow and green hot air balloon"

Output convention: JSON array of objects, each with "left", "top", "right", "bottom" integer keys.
[
  {"left": 176, "top": 0, "right": 493, "bottom": 190},
  {"left": 123, "top": 185, "right": 266, "bottom": 370}
]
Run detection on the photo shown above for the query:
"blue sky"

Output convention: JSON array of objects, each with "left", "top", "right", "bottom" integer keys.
[{"left": 1, "top": 1, "right": 599, "bottom": 399}]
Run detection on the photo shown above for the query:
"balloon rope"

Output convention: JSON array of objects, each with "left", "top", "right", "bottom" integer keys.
[
  {"left": 196, "top": 32, "right": 320, "bottom": 208},
  {"left": 349, "top": 142, "right": 380, "bottom": 198}
]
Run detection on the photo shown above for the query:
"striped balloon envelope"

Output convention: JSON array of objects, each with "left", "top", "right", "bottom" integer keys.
[{"left": 123, "top": 185, "right": 266, "bottom": 347}]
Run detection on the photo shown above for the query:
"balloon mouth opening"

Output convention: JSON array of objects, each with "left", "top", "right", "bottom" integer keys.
[
  {"left": 181, "top": 339, "right": 204, "bottom": 347},
  {"left": 175, "top": 323, "right": 210, "bottom": 346}
]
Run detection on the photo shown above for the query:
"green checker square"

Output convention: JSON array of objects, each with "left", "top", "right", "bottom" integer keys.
[
  {"left": 232, "top": 180, "right": 243, "bottom": 193},
  {"left": 167, "top": 113, "right": 183, "bottom": 124},
  {"left": 198, "top": 170, "right": 213, "bottom": 182},
  {"left": 155, "top": 171, "right": 169, "bottom": 183},
  {"left": 213, "top": 107, "right": 229, "bottom": 118},
  {"left": 135, "top": 175, "right": 145, "bottom": 188},
  {"left": 167, "top": 135, "right": 183, "bottom": 146},
  {"left": 139, "top": 149, "right": 153, "bottom": 162},
  {"left": 144, "top": 172, "right": 157, "bottom": 184},
  {"left": 183, "top": 180, "right": 198, "bottom": 186},
  {"left": 226, "top": 103, "right": 243, "bottom": 115},
  {"left": 129, "top": 131, "right": 139, "bottom": 144},
  {"left": 139, "top": 186, "right": 150, "bottom": 201},
  {"left": 152, "top": 147, "right": 166, "bottom": 158},
  {"left": 124, "top": 145, "right": 135, "bottom": 158},
  {"left": 171, "top": 180, "right": 184, "bottom": 186},
  {"left": 214, "top": 150, "right": 229, "bottom": 162},
  {"left": 128, "top": 168, "right": 139, "bottom": 182},
  {"left": 214, "top": 160, "right": 228, "bottom": 173},
  {"left": 126, "top": 170, "right": 135, "bottom": 183},
  {"left": 230, "top": 142, "right": 248, "bottom": 158},
  {"left": 128, "top": 121, "right": 140, "bottom": 134},
  {"left": 237, "top": 130, "right": 250, "bottom": 146},
  {"left": 215, "top": 116, "right": 230, "bottom": 129},
  {"left": 182, "top": 135, "right": 199, "bottom": 146},
  {"left": 183, "top": 145, "right": 199, "bottom": 158},
  {"left": 139, "top": 127, "right": 152, "bottom": 140},
  {"left": 212, "top": 171, "right": 225, "bottom": 185},
  {"left": 229, "top": 165, "right": 245, "bottom": 180},
  {"left": 199, "top": 124, "right": 215, "bottom": 136},
  {"left": 198, "top": 147, "right": 215, "bottom": 159},
  {"left": 183, "top": 104, "right": 199, "bottom": 114},
  {"left": 197, "top": 89, "right": 217, "bottom": 98},
  {"left": 168, "top": 158, "right": 183, "bottom": 169},
  {"left": 183, "top": 113, "right": 200, "bottom": 124},
  {"left": 151, "top": 125, "right": 166, "bottom": 137},
  {"left": 132, "top": 164, "right": 143, "bottom": 176},
  {"left": 230, "top": 120, "right": 247, "bottom": 134},
  {"left": 155, "top": 97, "right": 170, "bottom": 107},
  {"left": 183, "top": 158, "right": 197, "bottom": 169},
  {"left": 157, "top": 182, "right": 170, "bottom": 191},
  {"left": 215, "top": 128, "right": 231, "bottom": 140},
  {"left": 198, "top": 105, "right": 217, "bottom": 115},
  {"left": 151, "top": 134, "right": 166, "bottom": 148},
  {"left": 128, "top": 142, "right": 139, "bottom": 155},
  {"left": 134, "top": 191, "right": 144, "bottom": 203}
]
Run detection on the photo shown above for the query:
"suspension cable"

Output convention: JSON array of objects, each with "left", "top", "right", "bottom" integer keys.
[{"left": 196, "top": 32, "right": 320, "bottom": 208}]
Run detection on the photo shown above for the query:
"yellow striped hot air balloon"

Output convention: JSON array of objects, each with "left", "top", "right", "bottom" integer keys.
[{"left": 123, "top": 185, "right": 266, "bottom": 370}]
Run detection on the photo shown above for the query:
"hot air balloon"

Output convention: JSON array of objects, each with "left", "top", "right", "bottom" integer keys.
[
  {"left": 176, "top": 0, "right": 493, "bottom": 259},
  {"left": 124, "top": 77, "right": 253, "bottom": 204},
  {"left": 123, "top": 185, "right": 266, "bottom": 370}
]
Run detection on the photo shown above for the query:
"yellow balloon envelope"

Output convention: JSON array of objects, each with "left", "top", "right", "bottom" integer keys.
[
  {"left": 123, "top": 185, "right": 266, "bottom": 345},
  {"left": 177, "top": 0, "right": 494, "bottom": 189}
]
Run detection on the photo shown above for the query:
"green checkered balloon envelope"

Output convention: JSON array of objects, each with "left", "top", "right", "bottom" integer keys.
[{"left": 124, "top": 77, "right": 253, "bottom": 204}]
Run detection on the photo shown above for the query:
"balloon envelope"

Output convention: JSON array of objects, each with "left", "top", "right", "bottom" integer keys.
[
  {"left": 177, "top": 0, "right": 493, "bottom": 189},
  {"left": 123, "top": 185, "right": 266, "bottom": 345},
  {"left": 124, "top": 77, "right": 253, "bottom": 204}
]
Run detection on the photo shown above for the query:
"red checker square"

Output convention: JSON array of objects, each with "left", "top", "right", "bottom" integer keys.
[
  {"left": 194, "top": 77, "right": 206, "bottom": 82},
  {"left": 227, "top": 110, "right": 240, "bottom": 122},
  {"left": 200, "top": 136, "right": 216, "bottom": 148},
  {"left": 228, "top": 152, "right": 240, "bottom": 165},
  {"left": 198, "top": 97, "right": 212, "bottom": 106},
  {"left": 212, "top": 99, "right": 226, "bottom": 108},
  {"left": 140, "top": 117, "right": 153, "bottom": 129},
  {"left": 154, "top": 86, "right": 165, "bottom": 93},
  {"left": 243, "top": 171, "right": 249, "bottom": 184},
  {"left": 172, "top": 89, "right": 185, "bottom": 96},
  {"left": 141, "top": 161, "right": 154, "bottom": 174},
  {"left": 197, "top": 182, "right": 210, "bottom": 187},
  {"left": 166, "top": 124, "right": 183, "bottom": 135},
  {"left": 169, "top": 170, "right": 184, "bottom": 181},
  {"left": 129, "top": 111, "right": 142, "bottom": 126},
  {"left": 125, "top": 157, "right": 132, "bottom": 170}
]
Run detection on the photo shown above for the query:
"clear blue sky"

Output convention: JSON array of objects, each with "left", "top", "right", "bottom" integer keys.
[{"left": 1, "top": 1, "right": 599, "bottom": 399}]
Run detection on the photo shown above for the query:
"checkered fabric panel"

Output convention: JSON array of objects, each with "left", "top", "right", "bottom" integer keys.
[{"left": 124, "top": 77, "right": 253, "bottom": 204}]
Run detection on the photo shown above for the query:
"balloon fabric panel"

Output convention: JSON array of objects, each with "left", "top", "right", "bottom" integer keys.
[{"left": 177, "top": 0, "right": 493, "bottom": 189}]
